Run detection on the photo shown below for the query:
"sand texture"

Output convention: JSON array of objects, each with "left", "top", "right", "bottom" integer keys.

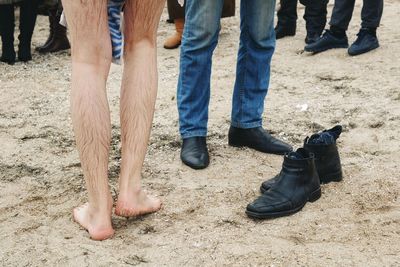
[{"left": 0, "top": 2, "right": 399, "bottom": 266}]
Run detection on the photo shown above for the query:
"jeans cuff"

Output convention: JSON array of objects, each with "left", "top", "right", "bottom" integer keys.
[
  {"left": 180, "top": 131, "right": 207, "bottom": 139},
  {"left": 230, "top": 120, "right": 262, "bottom": 129}
]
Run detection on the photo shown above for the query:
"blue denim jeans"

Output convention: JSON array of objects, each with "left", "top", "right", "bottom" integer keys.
[{"left": 177, "top": 0, "right": 276, "bottom": 139}]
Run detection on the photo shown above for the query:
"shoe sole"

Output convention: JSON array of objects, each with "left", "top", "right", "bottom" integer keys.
[
  {"left": 348, "top": 44, "right": 379, "bottom": 56},
  {"left": 304, "top": 43, "right": 348, "bottom": 54},
  {"left": 276, "top": 33, "right": 296, "bottom": 40},
  {"left": 246, "top": 187, "right": 321, "bottom": 219},
  {"left": 181, "top": 158, "right": 209, "bottom": 170},
  {"left": 228, "top": 142, "right": 288, "bottom": 156},
  {"left": 163, "top": 42, "right": 181, "bottom": 50},
  {"left": 320, "top": 170, "right": 343, "bottom": 184}
]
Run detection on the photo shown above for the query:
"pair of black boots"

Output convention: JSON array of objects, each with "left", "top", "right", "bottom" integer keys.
[
  {"left": 246, "top": 125, "right": 343, "bottom": 219},
  {"left": 0, "top": 1, "right": 39, "bottom": 65}
]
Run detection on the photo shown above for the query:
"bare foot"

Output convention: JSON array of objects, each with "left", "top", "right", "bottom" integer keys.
[
  {"left": 115, "top": 189, "right": 162, "bottom": 217},
  {"left": 73, "top": 202, "right": 114, "bottom": 241}
]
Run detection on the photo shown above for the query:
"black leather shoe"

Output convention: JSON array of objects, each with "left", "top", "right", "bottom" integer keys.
[
  {"left": 275, "top": 23, "right": 296, "bottom": 39},
  {"left": 260, "top": 125, "right": 343, "bottom": 193},
  {"left": 246, "top": 148, "right": 321, "bottom": 219},
  {"left": 181, "top": 137, "right": 209, "bottom": 170},
  {"left": 304, "top": 30, "right": 348, "bottom": 53},
  {"left": 348, "top": 28, "right": 379, "bottom": 56},
  {"left": 228, "top": 126, "right": 292, "bottom": 155}
]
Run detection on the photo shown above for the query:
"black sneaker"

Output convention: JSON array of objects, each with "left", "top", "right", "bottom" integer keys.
[
  {"left": 304, "top": 30, "right": 348, "bottom": 53},
  {"left": 348, "top": 28, "right": 379, "bottom": 56}
]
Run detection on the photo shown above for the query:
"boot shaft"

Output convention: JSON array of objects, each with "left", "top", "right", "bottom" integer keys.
[
  {"left": 304, "top": 125, "right": 343, "bottom": 183},
  {"left": 280, "top": 148, "right": 320, "bottom": 188}
]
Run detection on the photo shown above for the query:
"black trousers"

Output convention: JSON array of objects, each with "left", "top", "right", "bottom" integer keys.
[
  {"left": 0, "top": 0, "right": 39, "bottom": 50},
  {"left": 277, "top": 0, "right": 328, "bottom": 35},
  {"left": 330, "top": 0, "right": 384, "bottom": 30}
]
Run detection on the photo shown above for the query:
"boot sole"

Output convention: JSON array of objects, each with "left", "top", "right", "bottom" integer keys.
[
  {"left": 304, "top": 43, "right": 348, "bottom": 54},
  {"left": 246, "top": 187, "right": 321, "bottom": 219},
  {"left": 163, "top": 42, "right": 181, "bottom": 50},
  {"left": 320, "top": 170, "right": 343, "bottom": 184},
  {"left": 348, "top": 43, "right": 379, "bottom": 56}
]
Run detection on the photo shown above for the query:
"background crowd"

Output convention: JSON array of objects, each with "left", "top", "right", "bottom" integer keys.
[{"left": 0, "top": 0, "right": 383, "bottom": 65}]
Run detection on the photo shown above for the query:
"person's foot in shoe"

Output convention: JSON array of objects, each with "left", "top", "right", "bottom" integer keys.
[
  {"left": 246, "top": 148, "right": 321, "bottom": 219},
  {"left": 0, "top": 53, "right": 16, "bottom": 65},
  {"left": 348, "top": 28, "right": 379, "bottom": 56},
  {"left": 305, "top": 32, "right": 321, "bottom": 45},
  {"left": 17, "top": 44, "right": 32, "bottom": 62},
  {"left": 304, "top": 29, "right": 348, "bottom": 53},
  {"left": 275, "top": 22, "right": 296, "bottom": 39},
  {"left": 228, "top": 126, "right": 292, "bottom": 155},
  {"left": 181, "top": 137, "right": 209, "bottom": 169},
  {"left": 1, "top": 45, "right": 16, "bottom": 65}
]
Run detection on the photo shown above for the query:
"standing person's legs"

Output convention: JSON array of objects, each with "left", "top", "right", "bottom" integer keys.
[
  {"left": 329, "top": 0, "right": 356, "bottom": 32},
  {"left": 18, "top": 0, "right": 39, "bottom": 61},
  {"left": 177, "top": 0, "right": 224, "bottom": 169},
  {"left": 360, "top": 0, "right": 383, "bottom": 29},
  {"left": 301, "top": 0, "right": 328, "bottom": 37},
  {"left": 347, "top": 0, "right": 383, "bottom": 56},
  {"left": 229, "top": 0, "right": 292, "bottom": 155},
  {"left": 62, "top": 0, "right": 114, "bottom": 241},
  {"left": 277, "top": 0, "right": 297, "bottom": 27},
  {"left": 115, "top": 0, "right": 165, "bottom": 217},
  {"left": 275, "top": 0, "right": 297, "bottom": 38},
  {"left": 0, "top": 4, "right": 16, "bottom": 64},
  {"left": 177, "top": 0, "right": 224, "bottom": 139},
  {"left": 231, "top": 0, "right": 276, "bottom": 129},
  {"left": 304, "top": 0, "right": 352, "bottom": 52}
]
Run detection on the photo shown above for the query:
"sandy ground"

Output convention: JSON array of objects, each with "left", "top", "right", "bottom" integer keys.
[{"left": 1, "top": 2, "right": 400, "bottom": 266}]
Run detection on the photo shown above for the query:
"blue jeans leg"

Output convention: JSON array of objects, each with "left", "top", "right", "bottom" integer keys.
[
  {"left": 231, "top": 0, "right": 276, "bottom": 129},
  {"left": 177, "top": 0, "right": 224, "bottom": 139}
]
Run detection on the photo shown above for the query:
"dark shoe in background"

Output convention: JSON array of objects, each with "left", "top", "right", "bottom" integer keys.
[
  {"left": 38, "top": 10, "right": 70, "bottom": 54},
  {"left": 35, "top": 8, "right": 57, "bottom": 52},
  {"left": 1, "top": 41, "right": 16, "bottom": 65},
  {"left": 228, "top": 126, "right": 293, "bottom": 155},
  {"left": 348, "top": 28, "right": 379, "bottom": 56},
  {"left": 275, "top": 23, "right": 296, "bottom": 39},
  {"left": 260, "top": 125, "right": 343, "bottom": 193},
  {"left": 304, "top": 125, "right": 343, "bottom": 184},
  {"left": 181, "top": 137, "right": 210, "bottom": 170},
  {"left": 304, "top": 30, "right": 348, "bottom": 53},
  {"left": 246, "top": 148, "right": 321, "bottom": 219}
]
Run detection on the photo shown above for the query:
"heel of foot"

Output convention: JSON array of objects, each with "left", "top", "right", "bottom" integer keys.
[{"left": 89, "top": 228, "right": 115, "bottom": 241}]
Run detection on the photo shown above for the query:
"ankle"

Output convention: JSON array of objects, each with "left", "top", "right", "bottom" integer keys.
[
  {"left": 329, "top": 25, "right": 346, "bottom": 38},
  {"left": 362, "top": 27, "right": 377, "bottom": 36}
]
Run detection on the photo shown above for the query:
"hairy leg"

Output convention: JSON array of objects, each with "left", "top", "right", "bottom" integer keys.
[
  {"left": 115, "top": 0, "right": 165, "bottom": 217},
  {"left": 62, "top": 0, "right": 114, "bottom": 240}
]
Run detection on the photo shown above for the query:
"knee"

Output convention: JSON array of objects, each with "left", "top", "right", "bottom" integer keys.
[
  {"left": 72, "top": 39, "right": 112, "bottom": 67},
  {"left": 182, "top": 20, "right": 220, "bottom": 51}
]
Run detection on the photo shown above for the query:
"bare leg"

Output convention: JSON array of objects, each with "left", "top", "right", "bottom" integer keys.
[
  {"left": 62, "top": 0, "right": 114, "bottom": 240},
  {"left": 115, "top": 0, "right": 165, "bottom": 217}
]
